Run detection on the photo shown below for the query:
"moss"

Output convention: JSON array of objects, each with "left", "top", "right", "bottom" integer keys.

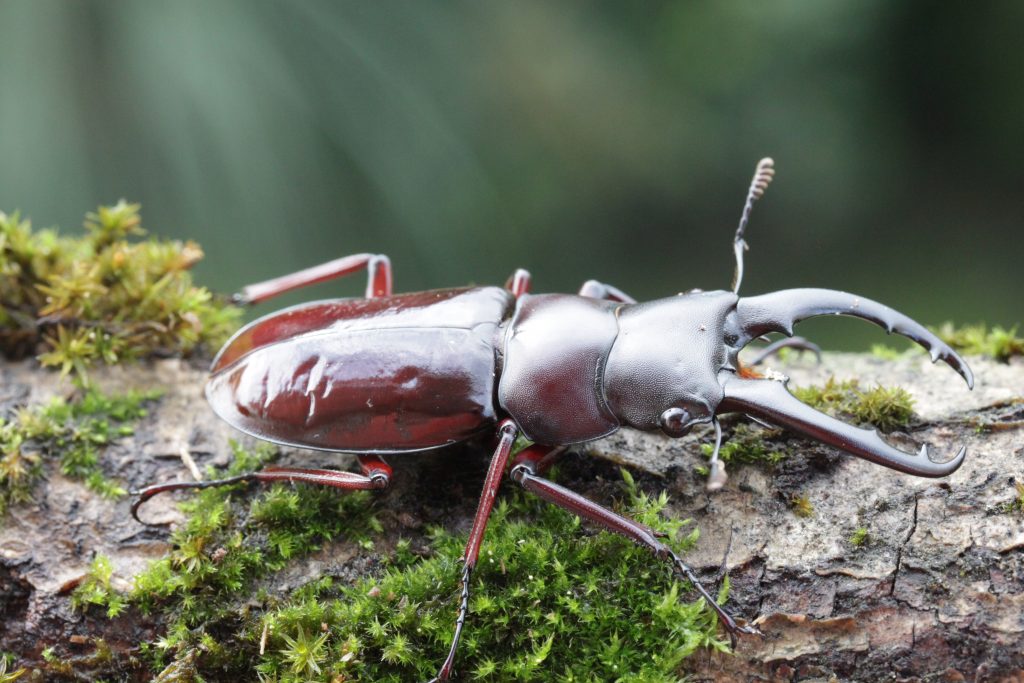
[
  {"left": 934, "top": 322, "right": 1024, "bottom": 362},
  {"left": 1002, "top": 481, "right": 1024, "bottom": 514},
  {"left": 849, "top": 527, "right": 869, "bottom": 547},
  {"left": 790, "top": 495, "right": 814, "bottom": 518},
  {"left": 0, "top": 387, "right": 159, "bottom": 515},
  {"left": 105, "top": 451, "right": 724, "bottom": 681},
  {"left": 0, "top": 656, "right": 26, "bottom": 682},
  {"left": 0, "top": 202, "right": 241, "bottom": 381},
  {"left": 792, "top": 376, "right": 914, "bottom": 432},
  {"left": 251, "top": 469, "right": 723, "bottom": 682},
  {"left": 71, "top": 555, "right": 128, "bottom": 618},
  {"left": 125, "top": 442, "right": 383, "bottom": 673},
  {"left": 700, "top": 423, "right": 788, "bottom": 467}
]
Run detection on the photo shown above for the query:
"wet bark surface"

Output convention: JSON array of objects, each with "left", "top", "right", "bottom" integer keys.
[{"left": 0, "top": 352, "right": 1021, "bottom": 682}]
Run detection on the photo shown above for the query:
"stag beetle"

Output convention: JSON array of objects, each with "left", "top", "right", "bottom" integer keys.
[{"left": 133, "top": 159, "right": 973, "bottom": 682}]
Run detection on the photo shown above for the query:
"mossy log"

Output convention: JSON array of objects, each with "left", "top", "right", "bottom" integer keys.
[{"left": 1, "top": 352, "right": 1021, "bottom": 682}]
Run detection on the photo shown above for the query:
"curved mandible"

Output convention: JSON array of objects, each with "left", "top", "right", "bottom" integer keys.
[
  {"left": 735, "top": 288, "right": 974, "bottom": 388},
  {"left": 720, "top": 375, "right": 966, "bottom": 477}
]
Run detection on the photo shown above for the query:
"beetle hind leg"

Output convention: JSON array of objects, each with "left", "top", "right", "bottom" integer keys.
[
  {"left": 130, "top": 454, "right": 392, "bottom": 525},
  {"left": 234, "top": 252, "right": 393, "bottom": 305}
]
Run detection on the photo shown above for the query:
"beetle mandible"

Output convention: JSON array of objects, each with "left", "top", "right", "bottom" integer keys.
[{"left": 133, "top": 159, "right": 973, "bottom": 682}]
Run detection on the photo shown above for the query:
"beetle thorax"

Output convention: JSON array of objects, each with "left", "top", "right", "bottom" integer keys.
[{"left": 603, "top": 291, "right": 739, "bottom": 435}]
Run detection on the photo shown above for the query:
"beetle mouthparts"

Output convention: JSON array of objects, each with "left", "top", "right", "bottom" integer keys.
[
  {"left": 719, "top": 375, "right": 967, "bottom": 477},
  {"left": 735, "top": 288, "right": 974, "bottom": 389}
]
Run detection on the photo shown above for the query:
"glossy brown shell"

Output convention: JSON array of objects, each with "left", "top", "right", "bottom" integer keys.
[
  {"left": 498, "top": 294, "right": 621, "bottom": 444},
  {"left": 206, "top": 287, "right": 514, "bottom": 453}
]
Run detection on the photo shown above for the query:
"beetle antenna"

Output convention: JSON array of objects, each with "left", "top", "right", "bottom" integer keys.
[{"left": 731, "top": 157, "right": 775, "bottom": 294}]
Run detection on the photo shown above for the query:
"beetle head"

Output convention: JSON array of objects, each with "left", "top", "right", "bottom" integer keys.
[
  {"left": 603, "top": 290, "right": 741, "bottom": 436},
  {"left": 604, "top": 287, "right": 974, "bottom": 477}
]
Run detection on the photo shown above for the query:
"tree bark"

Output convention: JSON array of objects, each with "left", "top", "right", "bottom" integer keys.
[{"left": 0, "top": 353, "right": 1021, "bottom": 682}]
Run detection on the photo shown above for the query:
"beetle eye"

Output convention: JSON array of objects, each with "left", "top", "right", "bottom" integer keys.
[{"left": 659, "top": 407, "right": 692, "bottom": 437}]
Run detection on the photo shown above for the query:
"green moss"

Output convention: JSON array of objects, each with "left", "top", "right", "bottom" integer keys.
[
  {"left": 849, "top": 527, "right": 869, "bottom": 547},
  {"left": 251, "top": 470, "right": 723, "bottom": 683},
  {"left": 869, "top": 344, "right": 906, "bottom": 361},
  {"left": 700, "top": 423, "right": 788, "bottom": 467},
  {"left": 0, "top": 387, "right": 159, "bottom": 515},
  {"left": 0, "top": 202, "right": 241, "bottom": 381},
  {"left": 934, "top": 322, "right": 1024, "bottom": 362},
  {"left": 125, "top": 442, "right": 383, "bottom": 673},
  {"left": 71, "top": 555, "right": 128, "bottom": 618},
  {"left": 1002, "top": 481, "right": 1024, "bottom": 514},
  {"left": 792, "top": 376, "right": 914, "bottom": 432},
  {"left": 0, "top": 656, "right": 26, "bottom": 682},
  {"left": 109, "top": 453, "right": 725, "bottom": 681},
  {"left": 790, "top": 495, "right": 814, "bottom": 518}
]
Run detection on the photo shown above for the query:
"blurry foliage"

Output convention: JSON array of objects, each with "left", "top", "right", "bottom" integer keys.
[
  {"left": 934, "top": 322, "right": 1024, "bottom": 362},
  {"left": 0, "top": 202, "right": 241, "bottom": 381},
  {"left": 0, "top": 387, "right": 158, "bottom": 515},
  {"left": 0, "top": 2, "right": 1020, "bottom": 340},
  {"left": 0, "top": 657, "right": 26, "bottom": 683}
]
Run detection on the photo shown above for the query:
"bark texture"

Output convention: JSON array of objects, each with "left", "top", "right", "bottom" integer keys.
[{"left": 0, "top": 352, "right": 1021, "bottom": 682}]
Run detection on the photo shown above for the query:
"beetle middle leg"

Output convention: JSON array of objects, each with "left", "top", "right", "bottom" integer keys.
[
  {"left": 578, "top": 279, "right": 636, "bottom": 302},
  {"left": 508, "top": 457, "right": 761, "bottom": 647},
  {"left": 428, "top": 419, "right": 519, "bottom": 683}
]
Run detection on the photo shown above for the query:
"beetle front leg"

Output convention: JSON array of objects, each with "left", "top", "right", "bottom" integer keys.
[
  {"left": 509, "top": 460, "right": 760, "bottom": 647},
  {"left": 578, "top": 279, "right": 636, "bottom": 303},
  {"left": 428, "top": 420, "right": 518, "bottom": 683}
]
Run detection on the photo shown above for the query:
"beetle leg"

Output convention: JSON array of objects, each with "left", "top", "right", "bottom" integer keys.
[
  {"left": 509, "top": 460, "right": 760, "bottom": 648},
  {"left": 578, "top": 279, "right": 636, "bottom": 303},
  {"left": 720, "top": 374, "right": 967, "bottom": 477},
  {"left": 505, "top": 268, "right": 531, "bottom": 298},
  {"left": 233, "top": 252, "right": 392, "bottom": 304},
  {"left": 130, "top": 455, "right": 392, "bottom": 524},
  {"left": 429, "top": 420, "right": 518, "bottom": 683},
  {"left": 510, "top": 443, "right": 567, "bottom": 475},
  {"left": 746, "top": 336, "right": 822, "bottom": 366}
]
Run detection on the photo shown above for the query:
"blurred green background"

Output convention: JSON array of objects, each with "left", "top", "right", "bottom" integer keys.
[{"left": 0, "top": 1, "right": 1020, "bottom": 349}]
